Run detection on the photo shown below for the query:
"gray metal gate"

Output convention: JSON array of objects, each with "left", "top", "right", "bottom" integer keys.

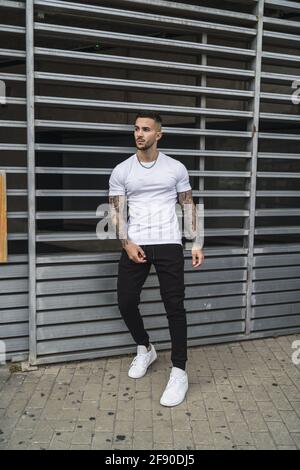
[{"left": 0, "top": 0, "right": 300, "bottom": 365}]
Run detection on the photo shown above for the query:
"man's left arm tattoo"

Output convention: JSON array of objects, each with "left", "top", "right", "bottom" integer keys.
[{"left": 178, "top": 189, "right": 204, "bottom": 249}]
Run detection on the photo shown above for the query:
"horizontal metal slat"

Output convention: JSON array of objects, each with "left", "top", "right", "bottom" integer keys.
[
  {"left": 36, "top": 321, "right": 245, "bottom": 356},
  {"left": 37, "top": 305, "right": 118, "bottom": 325},
  {"left": 7, "top": 212, "right": 27, "bottom": 218},
  {"left": 0, "top": 24, "right": 24, "bottom": 35},
  {"left": 1, "top": 97, "right": 26, "bottom": 106},
  {"left": 254, "top": 253, "right": 300, "bottom": 266},
  {"left": 260, "top": 92, "right": 300, "bottom": 103},
  {"left": 34, "top": 146, "right": 252, "bottom": 159},
  {"left": 35, "top": 228, "right": 246, "bottom": 242},
  {"left": 259, "top": 134, "right": 300, "bottom": 142},
  {"left": 258, "top": 152, "right": 300, "bottom": 159},
  {"left": 36, "top": 248, "right": 247, "bottom": 265},
  {"left": 35, "top": 120, "right": 253, "bottom": 139},
  {"left": 36, "top": 256, "right": 247, "bottom": 280},
  {"left": 34, "top": 0, "right": 256, "bottom": 36},
  {"left": 253, "top": 278, "right": 300, "bottom": 292},
  {"left": 254, "top": 245, "right": 300, "bottom": 254},
  {"left": 0, "top": 1, "right": 25, "bottom": 9},
  {"left": 0, "top": 73, "right": 25, "bottom": 82},
  {"left": 36, "top": 211, "right": 101, "bottom": 219},
  {"left": 35, "top": 190, "right": 106, "bottom": 198},
  {"left": 34, "top": 144, "right": 251, "bottom": 158},
  {"left": 37, "top": 309, "right": 245, "bottom": 340},
  {"left": 260, "top": 112, "right": 300, "bottom": 123},
  {"left": 37, "top": 299, "right": 245, "bottom": 326},
  {"left": 255, "top": 227, "right": 300, "bottom": 235},
  {"left": 262, "top": 50, "right": 300, "bottom": 65},
  {"left": 37, "top": 277, "right": 117, "bottom": 295},
  {"left": 0, "top": 308, "right": 28, "bottom": 324},
  {"left": 256, "top": 209, "right": 300, "bottom": 216},
  {"left": 1, "top": 337, "right": 28, "bottom": 354},
  {"left": 37, "top": 284, "right": 246, "bottom": 311},
  {"left": 35, "top": 209, "right": 249, "bottom": 220},
  {"left": 35, "top": 22, "right": 255, "bottom": 59},
  {"left": 0, "top": 48, "right": 25, "bottom": 59},
  {"left": 35, "top": 72, "right": 254, "bottom": 100},
  {"left": 6, "top": 255, "right": 28, "bottom": 263},
  {"left": 34, "top": 167, "right": 250, "bottom": 178},
  {"left": 34, "top": 189, "right": 248, "bottom": 197},
  {"left": 252, "top": 316, "right": 300, "bottom": 332},
  {"left": 0, "top": 144, "right": 26, "bottom": 151},
  {"left": 37, "top": 263, "right": 119, "bottom": 280},
  {"left": 35, "top": 167, "right": 109, "bottom": 175},
  {"left": 264, "top": 29, "right": 300, "bottom": 46},
  {"left": 35, "top": 96, "right": 253, "bottom": 119},
  {"left": 0, "top": 264, "right": 28, "bottom": 279},
  {"left": 36, "top": 292, "right": 122, "bottom": 311},
  {"left": 37, "top": 302, "right": 245, "bottom": 326},
  {"left": 7, "top": 190, "right": 27, "bottom": 196},
  {"left": 37, "top": 318, "right": 153, "bottom": 340},
  {"left": 35, "top": 189, "right": 250, "bottom": 198},
  {"left": 0, "top": 323, "right": 28, "bottom": 338},
  {"left": 0, "top": 293, "right": 28, "bottom": 309},
  {"left": 98, "top": 0, "right": 256, "bottom": 23},
  {"left": 261, "top": 71, "right": 300, "bottom": 84},
  {"left": 263, "top": 16, "right": 300, "bottom": 32},
  {"left": 36, "top": 269, "right": 246, "bottom": 295},
  {"left": 0, "top": 166, "right": 27, "bottom": 173},
  {"left": 136, "top": 283, "right": 242, "bottom": 302},
  {"left": 35, "top": 47, "right": 255, "bottom": 80},
  {"left": 0, "top": 121, "right": 26, "bottom": 129},
  {"left": 35, "top": 332, "right": 256, "bottom": 365},
  {"left": 257, "top": 172, "right": 300, "bottom": 178},
  {"left": 256, "top": 191, "right": 300, "bottom": 197},
  {"left": 7, "top": 233, "right": 28, "bottom": 240},
  {"left": 253, "top": 303, "right": 300, "bottom": 319},
  {"left": 264, "top": 0, "right": 300, "bottom": 12},
  {"left": 0, "top": 279, "right": 28, "bottom": 293},
  {"left": 254, "top": 266, "right": 300, "bottom": 280},
  {"left": 252, "top": 291, "right": 300, "bottom": 306}
]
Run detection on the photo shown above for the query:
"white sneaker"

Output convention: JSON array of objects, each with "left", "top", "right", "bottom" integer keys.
[
  {"left": 160, "top": 367, "right": 188, "bottom": 407},
  {"left": 128, "top": 344, "right": 157, "bottom": 379}
]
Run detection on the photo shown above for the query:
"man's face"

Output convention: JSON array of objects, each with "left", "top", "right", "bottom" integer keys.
[{"left": 134, "top": 117, "right": 162, "bottom": 151}]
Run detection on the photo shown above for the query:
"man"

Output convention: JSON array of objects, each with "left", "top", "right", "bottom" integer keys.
[{"left": 108, "top": 111, "right": 204, "bottom": 407}]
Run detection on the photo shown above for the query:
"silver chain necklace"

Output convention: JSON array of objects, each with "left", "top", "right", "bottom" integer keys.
[{"left": 137, "top": 152, "right": 159, "bottom": 169}]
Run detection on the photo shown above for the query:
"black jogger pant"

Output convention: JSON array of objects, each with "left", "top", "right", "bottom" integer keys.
[{"left": 117, "top": 243, "right": 187, "bottom": 370}]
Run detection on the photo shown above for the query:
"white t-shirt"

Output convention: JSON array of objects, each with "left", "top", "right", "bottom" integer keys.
[{"left": 108, "top": 152, "right": 192, "bottom": 245}]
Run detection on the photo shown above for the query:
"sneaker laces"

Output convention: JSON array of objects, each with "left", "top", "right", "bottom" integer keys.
[
  {"left": 130, "top": 353, "right": 149, "bottom": 369},
  {"left": 165, "top": 374, "right": 185, "bottom": 389}
]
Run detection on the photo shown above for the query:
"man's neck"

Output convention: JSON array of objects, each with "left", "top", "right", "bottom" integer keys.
[{"left": 137, "top": 149, "right": 159, "bottom": 163}]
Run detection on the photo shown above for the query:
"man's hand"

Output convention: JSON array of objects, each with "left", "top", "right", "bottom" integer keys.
[
  {"left": 191, "top": 246, "right": 204, "bottom": 268},
  {"left": 125, "top": 241, "right": 147, "bottom": 263}
]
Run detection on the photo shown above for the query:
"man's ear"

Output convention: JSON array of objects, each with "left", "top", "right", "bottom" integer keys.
[{"left": 156, "top": 131, "right": 163, "bottom": 142}]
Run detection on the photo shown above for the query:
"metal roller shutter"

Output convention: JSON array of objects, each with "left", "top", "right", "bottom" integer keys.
[{"left": 0, "top": 0, "right": 299, "bottom": 365}]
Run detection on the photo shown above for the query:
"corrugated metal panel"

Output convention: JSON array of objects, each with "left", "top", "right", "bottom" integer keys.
[
  {"left": 0, "top": 0, "right": 27, "bottom": 245},
  {"left": 252, "top": 245, "right": 300, "bottom": 332},
  {"left": 0, "top": 0, "right": 29, "bottom": 361},
  {"left": 252, "top": 0, "right": 300, "bottom": 338},
  {"left": 35, "top": 249, "right": 247, "bottom": 363},
  {"left": 0, "top": 0, "right": 299, "bottom": 365},
  {"left": 0, "top": 255, "right": 29, "bottom": 360}
]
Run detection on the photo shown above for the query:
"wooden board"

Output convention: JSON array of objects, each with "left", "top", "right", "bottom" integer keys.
[{"left": 0, "top": 171, "right": 7, "bottom": 263}]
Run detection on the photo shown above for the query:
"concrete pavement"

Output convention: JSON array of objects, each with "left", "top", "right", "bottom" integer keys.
[{"left": 0, "top": 334, "right": 300, "bottom": 450}]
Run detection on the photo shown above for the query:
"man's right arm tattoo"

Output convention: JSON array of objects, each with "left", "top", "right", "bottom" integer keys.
[{"left": 108, "top": 195, "right": 129, "bottom": 248}]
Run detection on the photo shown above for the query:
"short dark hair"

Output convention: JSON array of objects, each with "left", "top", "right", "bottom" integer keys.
[{"left": 135, "top": 112, "right": 162, "bottom": 127}]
